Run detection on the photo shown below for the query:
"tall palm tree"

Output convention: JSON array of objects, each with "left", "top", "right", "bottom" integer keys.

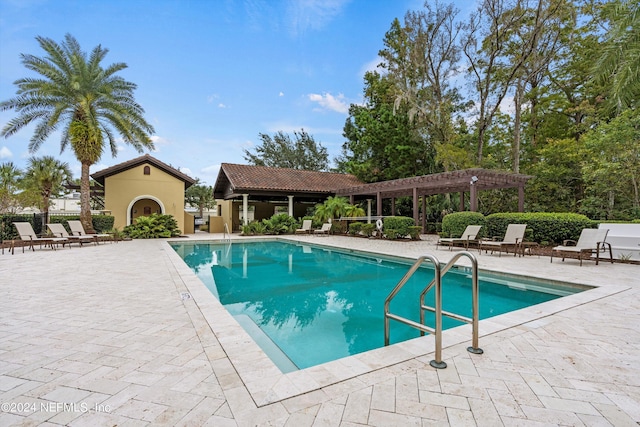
[
  {"left": 23, "top": 156, "right": 72, "bottom": 225},
  {"left": 0, "top": 34, "right": 155, "bottom": 233}
]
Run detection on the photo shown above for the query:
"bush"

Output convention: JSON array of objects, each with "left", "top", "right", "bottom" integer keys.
[
  {"left": 49, "top": 215, "right": 114, "bottom": 233},
  {"left": 408, "top": 226, "right": 422, "bottom": 240},
  {"left": 123, "top": 213, "right": 181, "bottom": 238},
  {"left": 485, "top": 212, "right": 595, "bottom": 244},
  {"left": 262, "top": 213, "right": 298, "bottom": 235},
  {"left": 441, "top": 212, "right": 485, "bottom": 238},
  {"left": 383, "top": 216, "right": 415, "bottom": 239},
  {"left": 361, "top": 223, "right": 375, "bottom": 237},
  {"left": 348, "top": 222, "right": 364, "bottom": 235}
]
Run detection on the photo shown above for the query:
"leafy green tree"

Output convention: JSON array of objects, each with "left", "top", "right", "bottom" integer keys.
[
  {"left": 243, "top": 129, "right": 329, "bottom": 171},
  {"left": 185, "top": 180, "right": 216, "bottom": 218},
  {"left": 0, "top": 162, "right": 23, "bottom": 213},
  {"left": 379, "top": 5, "right": 463, "bottom": 170},
  {"left": 0, "top": 34, "right": 155, "bottom": 233},
  {"left": 462, "top": 0, "right": 557, "bottom": 164},
  {"left": 581, "top": 109, "right": 640, "bottom": 219},
  {"left": 337, "top": 71, "right": 437, "bottom": 182},
  {"left": 23, "top": 156, "right": 72, "bottom": 224},
  {"left": 594, "top": 0, "right": 640, "bottom": 113}
]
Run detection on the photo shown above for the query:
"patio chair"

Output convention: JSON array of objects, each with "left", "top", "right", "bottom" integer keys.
[
  {"left": 13, "top": 222, "right": 69, "bottom": 253},
  {"left": 436, "top": 225, "right": 482, "bottom": 250},
  {"left": 551, "top": 228, "right": 613, "bottom": 266},
  {"left": 47, "top": 223, "right": 95, "bottom": 247},
  {"left": 478, "top": 224, "right": 527, "bottom": 257},
  {"left": 295, "top": 219, "right": 313, "bottom": 234},
  {"left": 314, "top": 223, "right": 332, "bottom": 235},
  {"left": 67, "top": 220, "right": 112, "bottom": 243}
]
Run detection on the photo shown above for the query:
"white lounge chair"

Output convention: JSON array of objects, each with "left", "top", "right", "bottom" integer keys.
[
  {"left": 479, "top": 224, "right": 527, "bottom": 257},
  {"left": 314, "top": 223, "right": 332, "bottom": 235},
  {"left": 47, "top": 223, "right": 95, "bottom": 246},
  {"left": 295, "top": 219, "right": 313, "bottom": 234},
  {"left": 13, "top": 222, "right": 69, "bottom": 253},
  {"left": 437, "top": 225, "right": 482, "bottom": 250},
  {"left": 67, "top": 220, "right": 111, "bottom": 243},
  {"left": 551, "top": 228, "right": 613, "bottom": 266}
]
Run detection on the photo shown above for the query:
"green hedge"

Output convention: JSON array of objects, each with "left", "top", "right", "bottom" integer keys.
[
  {"left": 485, "top": 212, "right": 595, "bottom": 244},
  {"left": 383, "top": 216, "right": 415, "bottom": 239},
  {"left": 441, "top": 212, "right": 486, "bottom": 238}
]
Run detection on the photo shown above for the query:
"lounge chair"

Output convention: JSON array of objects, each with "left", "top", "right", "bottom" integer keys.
[
  {"left": 551, "top": 228, "right": 613, "bottom": 266},
  {"left": 478, "top": 224, "right": 527, "bottom": 257},
  {"left": 314, "top": 223, "right": 332, "bottom": 235},
  {"left": 295, "top": 219, "right": 312, "bottom": 234},
  {"left": 47, "top": 223, "right": 96, "bottom": 246},
  {"left": 436, "top": 225, "right": 482, "bottom": 250},
  {"left": 67, "top": 220, "right": 111, "bottom": 243},
  {"left": 13, "top": 222, "right": 69, "bottom": 253}
]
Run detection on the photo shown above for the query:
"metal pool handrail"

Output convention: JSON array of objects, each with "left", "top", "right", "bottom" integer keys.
[
  {"left": 223, "top": 223, "right": 231, "bottom": 243},
  {"left": 383, "top": 251, "right": 481, "bottom": 369},
  {"left": 420, "top": 251, "right": 482, "bottom": 357}
]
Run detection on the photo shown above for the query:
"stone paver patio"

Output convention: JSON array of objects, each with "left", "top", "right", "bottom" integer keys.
[{"left": 0, "top": 233, "right": 638, "bottom": 426}]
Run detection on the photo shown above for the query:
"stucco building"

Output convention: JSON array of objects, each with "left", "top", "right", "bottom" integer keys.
[{"left": 91, "top": 154, "right": 197, "bottom": 233}]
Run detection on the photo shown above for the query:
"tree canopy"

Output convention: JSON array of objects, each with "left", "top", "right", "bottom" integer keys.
[
  {"left": 338, "top": 0, "right": 640, "bottom": 221},
  {"left": 243, "top": 129, "right": 329, "bottom": 171}
]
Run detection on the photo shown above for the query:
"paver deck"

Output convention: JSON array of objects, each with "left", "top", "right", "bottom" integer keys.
[{"left": 0, "top": 233, "right": 638, "bottom": 426}]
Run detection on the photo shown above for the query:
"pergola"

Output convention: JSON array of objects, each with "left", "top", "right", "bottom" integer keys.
[{"left": 335, "top": 168, "right": 533, "bottom": 229}]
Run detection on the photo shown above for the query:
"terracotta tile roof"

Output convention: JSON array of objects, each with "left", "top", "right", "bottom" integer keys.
[
  {"left": 91, "top": 154, "right": 197, "bottom": 188},
  {"left": 213, "top": 163, "right": 363, "bottom": 199}
]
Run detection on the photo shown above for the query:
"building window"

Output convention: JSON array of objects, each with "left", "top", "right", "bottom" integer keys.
[{"left": 143, "top": 165, "right": 150, "bottom": 175}]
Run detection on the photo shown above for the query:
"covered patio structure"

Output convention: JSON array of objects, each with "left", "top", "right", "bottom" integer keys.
[{"left": 335, "top": 168, "right": 533, "bottom": 231}]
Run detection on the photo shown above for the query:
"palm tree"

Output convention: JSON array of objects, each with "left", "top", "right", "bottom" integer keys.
[
  {"left": 0, "top": 34, "right": 155, "bottom": 233},
  {"left": 0, "top": 162, "right": 23, "bottom": 213},
  {"left": 23, "top": 156, "right": 72, "bottom": 225}
]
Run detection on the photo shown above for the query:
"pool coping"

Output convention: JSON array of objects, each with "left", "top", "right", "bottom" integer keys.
[{"left": 164, "top": 237, "right": 630, "bottom": 407}]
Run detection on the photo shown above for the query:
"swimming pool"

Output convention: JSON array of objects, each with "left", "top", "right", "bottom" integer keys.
[{"left": 171, "top": 240, "right": 588, "bottom": 372}]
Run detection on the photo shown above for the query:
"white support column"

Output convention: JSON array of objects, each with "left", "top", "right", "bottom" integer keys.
[
  {"left": 367, "top": 199, "right": 372, "bottom": 223},
  {"left": 288, "top": 195, "right": 294, "bottom": 217},
  {"left": 242, "top": 194, "right": 249, "bottom": 225}
]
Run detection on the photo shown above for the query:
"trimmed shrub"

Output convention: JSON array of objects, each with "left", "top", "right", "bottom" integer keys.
[
  {"left": 485, "top": 212, "right": 595, "bottom": 244},
  {"left": 441, "top": 212, "right": 485, "bottom": 238},
  {"left": 383, "top": 216, "right": 415, "bottom": 239},
  {"left": 348, "top": 222, "right": 364, "bottom": 235},
  {"left": 408, "top": 226, "right": 422, "bottom": 240},
  {"left": 123, "top": 213, "right": 181, "bottom": 238},
  {"left": 361, "top": 223, "right": 375, "bottom": 237}
]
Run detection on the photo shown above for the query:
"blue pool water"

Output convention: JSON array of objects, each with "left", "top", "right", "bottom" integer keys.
[{"left": 172, "top": 240, "right": 587, "bottom": 371}]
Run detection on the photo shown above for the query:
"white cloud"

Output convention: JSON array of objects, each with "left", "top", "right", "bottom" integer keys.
[
  {"left": 0, "top": 146, "right": 12, "bottom": 159},
  {"left": 308, "top": 92, "right": 349, "bottom": 114},
  {"left": 360, "top": 56, "right": 384, "bottom": 78},
  {"left": 218, "top": 103, "right": 227, "bottom": 109},
  {"left": 201, "top": 163, "right": 222, "bottom": 185},
  {"left": 286, "top": 0, "right": 349, "bottom": 36},
  {"left": 279, "top": 91, "right": 284, "bottom": 97},
  {"left": 179, "top": 167, "right": 193, "bottom": 177},
  {"left": 207, "top": 94, "right": 219, "bottom": 103}
]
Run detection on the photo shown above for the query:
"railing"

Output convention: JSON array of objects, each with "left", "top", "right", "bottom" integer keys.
[
  {"left": 383, "top": 251, "right": 481, "bottom": 369},
  {"left": 223, "top": 223, "right": 232, "bottom": 243}
]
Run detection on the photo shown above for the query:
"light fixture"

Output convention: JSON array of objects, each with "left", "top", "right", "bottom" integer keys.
[{"left": 470, "top": 175, "right": 478, "bottom": 185}]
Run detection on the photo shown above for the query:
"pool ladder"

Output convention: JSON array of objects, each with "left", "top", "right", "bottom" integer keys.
[
  {"left": 383, "top": 251, "right": 482, "bottom": 369},
  {"left": 223, "top": 223, "right": 232, "bottom": 243}
]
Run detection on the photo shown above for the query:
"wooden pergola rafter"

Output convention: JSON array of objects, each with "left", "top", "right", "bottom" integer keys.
[{"left": 335, "top": 168, "right": 533, "bottom": 230}]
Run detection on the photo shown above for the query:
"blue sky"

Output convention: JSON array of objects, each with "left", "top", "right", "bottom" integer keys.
[{"left": 1, "top": 0, "right": 475, "bottom": 185}]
